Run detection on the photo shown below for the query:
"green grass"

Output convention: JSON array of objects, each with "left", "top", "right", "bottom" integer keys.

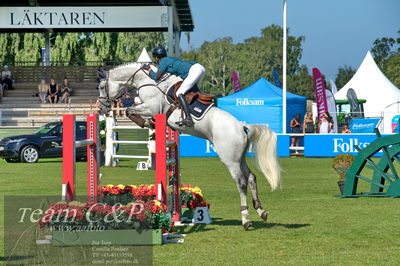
[{"left": 1, "top": 156, "right": 400, "bottom": 265}]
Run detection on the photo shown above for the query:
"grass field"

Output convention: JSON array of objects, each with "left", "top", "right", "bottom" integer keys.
[{"left": 1, "top": 155, "right": 400, "bottom": 265}]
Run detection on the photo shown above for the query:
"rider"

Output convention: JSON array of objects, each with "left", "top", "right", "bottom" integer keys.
[{"left": 146, "top": 46, "right": 205, "bottom": 127}]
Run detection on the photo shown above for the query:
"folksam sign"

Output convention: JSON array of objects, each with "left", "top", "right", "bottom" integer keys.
[
  {"left": 179, "top": 134, "right": 290, "bottom": 157},
  {"left": 180, "top": 134, "right": 389, "bottom": 158},
  {"left": 350, "top": 118, "right": 381, "bottom": 133},
  {"left": 304, "top": 134, "right": 387, "bottom": 157}
]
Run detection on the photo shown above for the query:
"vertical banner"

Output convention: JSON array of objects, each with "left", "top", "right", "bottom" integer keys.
[
  {"left": 272, "top": 70, "right": 281, "bottom": 88},
  {"left": 312, "top": 68, "right": 328, "bottom": 125},
  {"left": 41, "top": 48, "right": 46, "bottom": 66},
  {"left": 326, "top": 89, "right": 338, "bottom": 133},
  {"left": 231, "top": 71, "right": 242, "bottom": 93},
  {"left": 346, "top": 88, "right": 362, "bottom": 118},
  {"left": 329, "top": 78, "right": 338, "bottom": 95}
]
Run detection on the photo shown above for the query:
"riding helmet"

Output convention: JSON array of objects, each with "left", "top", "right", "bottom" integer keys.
[{"left": 152, "top": 46, "right": 167, "bottom": 58}]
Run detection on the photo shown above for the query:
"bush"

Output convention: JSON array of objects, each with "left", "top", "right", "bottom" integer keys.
[{"left": 332, "top": 154, "right": 355, "bottom": 180}]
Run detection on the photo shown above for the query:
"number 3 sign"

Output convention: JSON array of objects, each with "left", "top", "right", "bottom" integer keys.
[{"left": 193, "top": 206, "right": 212, "bottom": 224}]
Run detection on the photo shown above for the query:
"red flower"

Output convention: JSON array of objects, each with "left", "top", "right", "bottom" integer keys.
[{"left": 136, "top": 212, "right": 147, "bottom": 222}]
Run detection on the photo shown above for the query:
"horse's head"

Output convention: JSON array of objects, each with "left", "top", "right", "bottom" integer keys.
[{"left": 97, "top": 63, "right": 145, "bottom": 115}]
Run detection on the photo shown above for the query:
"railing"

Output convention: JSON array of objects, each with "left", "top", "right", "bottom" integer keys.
[
  {"left": 104, "top": 116, "right": 153, "bottom": 167},
  {"left": 0, "top": 107, "right": 98, "bottom": 127},
  {"left": 9, "top": 61, "right": 128, "bottom": 67}
]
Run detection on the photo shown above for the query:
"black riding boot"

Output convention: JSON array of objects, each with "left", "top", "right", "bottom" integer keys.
[{"left": 177, "top": 94, "right": 194, "bottom": 127}]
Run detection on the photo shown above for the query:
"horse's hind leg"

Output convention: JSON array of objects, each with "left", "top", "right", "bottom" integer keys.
[
  {"left": 241, "top": 159, "right": 269, "bottom": 221},
  {"left": 225, "top": 162, "right": 252, "bottom": 230}
]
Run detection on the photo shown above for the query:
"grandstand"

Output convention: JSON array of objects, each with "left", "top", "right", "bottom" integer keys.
[{"left": 0, "top": 65, "right": 131, "bottom": 127}]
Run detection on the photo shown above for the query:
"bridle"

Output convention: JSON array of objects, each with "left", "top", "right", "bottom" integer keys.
[{"left": 97, "top": 63, "right": 175, "bottom": 115}]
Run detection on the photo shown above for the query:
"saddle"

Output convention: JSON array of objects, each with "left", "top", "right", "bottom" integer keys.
[{"left": 171, "top": 81, "right": 216, "bottom": 105}]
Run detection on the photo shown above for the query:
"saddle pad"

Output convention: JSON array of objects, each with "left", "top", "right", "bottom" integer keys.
[{"left": 165, "top": 85, "right": 214, "bottom": 119}]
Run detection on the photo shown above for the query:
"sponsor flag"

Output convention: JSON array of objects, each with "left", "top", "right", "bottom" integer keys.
[
  {"left": 325, "top": 89, "right": 338, "bottom": 133},
  {"left": 312, "top": 68, "right": 328, "bottom": 125},
  {"left": 272, "top": 70, "right": 281, "bottom": 88},
  {"left": 231, "top": 71, "right": 242, "bottom": 93},
  {"left": 329, "top": 79, "right": 338, "bottom": 95},
  {"left": 350, "top": 118, "right": 381, "bottom": 133},
  {"left": 346, "top": 88, "right": 362, "bottom": 118}
]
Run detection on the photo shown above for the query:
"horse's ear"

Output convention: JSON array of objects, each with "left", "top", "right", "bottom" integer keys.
[{"left": 98, "top": 80, "right": 106, "bottom": 89}]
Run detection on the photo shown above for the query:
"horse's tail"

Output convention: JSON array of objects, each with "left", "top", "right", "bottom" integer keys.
[{"left": 246, "top": 125, "right": 281, "bottom": 191}]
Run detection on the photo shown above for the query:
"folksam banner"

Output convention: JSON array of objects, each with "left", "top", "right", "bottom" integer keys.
[
  {"left": 304, "top": 134, "right": 386, "bottom": 157},
  {"left": 312, "top": 68, "right": 328, "bottom": 124},
  {"left": 231, "top": 71, "right": 242, "bottom": 93},
  {"left": 272, "top": 70, "right": 281, "bottom": 88},
  {"left": 350, "top": 118, "right": 381, "bottom": 133},
  {"left": 179, "top": 134, "right": 290, "bottom": 157}
]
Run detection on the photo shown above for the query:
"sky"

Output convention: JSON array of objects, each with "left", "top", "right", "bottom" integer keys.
[{"left": 180, "top": 0, "right": 400, "bottom": 80}]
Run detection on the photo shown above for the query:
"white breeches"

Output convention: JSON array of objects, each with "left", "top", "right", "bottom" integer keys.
[{"left": 176, "top": 63, "right": 205, "bottom": 95}]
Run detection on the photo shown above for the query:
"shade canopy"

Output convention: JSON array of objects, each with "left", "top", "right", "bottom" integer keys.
[{"left": 217, "top": 78, "right": 307, "bottom": 133}]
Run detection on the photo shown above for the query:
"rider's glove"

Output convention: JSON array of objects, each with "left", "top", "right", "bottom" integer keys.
[{"left": 142, "top": 64, "right": 150, "bottom": 71}]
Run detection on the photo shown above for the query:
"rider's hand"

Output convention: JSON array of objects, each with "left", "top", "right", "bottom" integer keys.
[{"left": 142, "top": 64, "right": 150, "bottom": 71}]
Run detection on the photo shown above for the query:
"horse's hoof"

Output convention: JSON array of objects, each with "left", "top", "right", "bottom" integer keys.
[
  {"left": 261, "top": 211, "right": 269, "bottom": 221},
  {"left": 243, "top": 221, "right": 252, "bottom": 231}
]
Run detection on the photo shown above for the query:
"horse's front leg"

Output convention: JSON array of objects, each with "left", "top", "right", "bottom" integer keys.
[{"left": 126, "top": 103, "right": 155, "bottom": 129}]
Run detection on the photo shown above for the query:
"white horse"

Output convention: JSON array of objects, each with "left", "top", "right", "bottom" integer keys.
[{"left": 98, "top": 62, "right": 281, "bottom": 230}]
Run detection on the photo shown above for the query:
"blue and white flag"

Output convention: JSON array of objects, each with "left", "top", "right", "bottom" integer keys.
[{"left": 272, "top": 70, "right": 281, "bottom": 88}]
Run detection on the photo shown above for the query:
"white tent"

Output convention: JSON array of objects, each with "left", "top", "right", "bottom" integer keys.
[
  {"left": 334, "top": 51, "right": 400, "bottom": 133},
  {"left": 136, "top": 48, "right": 152, "bottom": 63}
]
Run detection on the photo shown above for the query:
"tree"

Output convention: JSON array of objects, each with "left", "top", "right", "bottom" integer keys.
[
  {"left": 183, "top": 37, "right": 234, "bottom": 96},
  {"left": 52, "top": 33, "right": 81, "bottom": 65},
  {"left": 335, "top": 65, "right": 356, "bottom": 89},
  {"left": 384, "top": 53, "right": 400, "bottom": 88},
  {"left": 114, "top": 32, "right": 165, "bottom": 63},
  {"left": 371, "top": 29, "right": 400, "bottom": 88},
  {"left": 371, "top": 37, "right": 396, "bottom": 68},
  {"left": 287, "top": 65, "right": 314, "bottom": 100},
  {"left": 182, "top": 25, "right": 311, "bottom": 98}
]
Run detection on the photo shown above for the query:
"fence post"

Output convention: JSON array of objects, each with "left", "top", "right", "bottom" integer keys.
[{"left": 104, "top": 116, "right": 115, "bottom": 167}]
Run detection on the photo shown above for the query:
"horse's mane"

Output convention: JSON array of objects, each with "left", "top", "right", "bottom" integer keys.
[
  {"left": 108, "top": 61, "right": 181, "bottom": 85},
  {"left": 109, "top": 62, "right": 143, "bottom": 73}
]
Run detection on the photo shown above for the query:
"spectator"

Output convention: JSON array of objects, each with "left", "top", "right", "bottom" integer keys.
[
  {"left": 303, "top": 112, "right": 315, "bottom": 134},
  {"left": 0, "top": 82, "right": 3, "bottom": 99},
  {"left": 319, "top": 112, "right": 334, "bottom": 133},
  {"left": 60, "top": 77, "right": 72, "bottom": 103},
  {"left": 1, "top": 65, "right": 14, "bottom": 90},
  {"left": 341, "top": 123, "right": 352, "bottom": 134},
  {"left": 96, "top": 66, "right": 106, "bottom": 89},
  {"left": 114, "top": 89, "right": 134, "bottom": 117},
  {"left": 290, "top": 114, "right": 302, "bottom": 154},
  {"left": 47, "top": 78, "right": 59, "bottom": 103},
  {"left": 114, "top": 99, "right": 123, "bottom": 117},
  {"left": 121, "top": 91, "right": 134, "bottom": 108},
  {"left": 38, "top": 79, "right": 48, "bottom": 103}
]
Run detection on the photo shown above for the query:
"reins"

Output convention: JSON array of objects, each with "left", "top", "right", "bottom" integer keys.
[{"left": 98, "top": 63, "right": 178, "bottom": 116}]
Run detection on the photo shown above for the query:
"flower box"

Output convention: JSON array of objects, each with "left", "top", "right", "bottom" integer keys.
[{"left": 52, "top": 229, "right": 162, "bottom": 246}]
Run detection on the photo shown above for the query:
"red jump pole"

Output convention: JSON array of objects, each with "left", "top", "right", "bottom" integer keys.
[
  {"left": 87, "top": 113, "right": 99, "bottom": 203},
  {"left": 155, "top": 114, "right": 181, "bottom": 222},
  {"left": 155, "top": 114, "right": 167, "bottom": 204},
  {"left": 168, "top": 127, "right": 181, "bottom": 222},
  {"left": 62, "top": 114, "right": 76, "bottom": 201}
]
